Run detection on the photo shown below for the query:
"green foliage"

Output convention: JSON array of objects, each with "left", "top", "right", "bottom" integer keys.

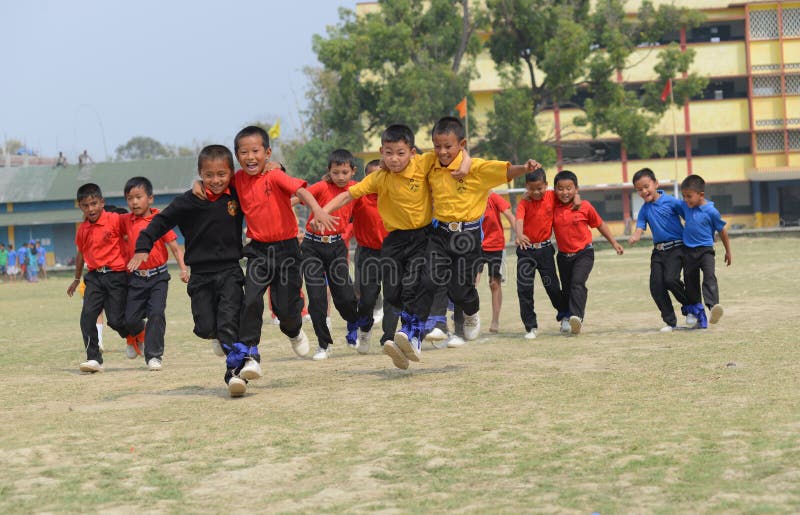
[
  {"left": 281, "top": 137, "right": 340, "bottom": 183},
  {"left": 3, "top": 138, "right": 24, "bottom": 155},
  {"left": 114, "top": 136, "right": 172, "bottom": 161}
]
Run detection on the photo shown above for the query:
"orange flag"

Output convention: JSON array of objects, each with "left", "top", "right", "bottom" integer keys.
[
  {"left": 455, "top": 97, "right": 467, "bottom": 118},
  {"left": 660, "top": 79, "right": 672, "bottom": 102}
]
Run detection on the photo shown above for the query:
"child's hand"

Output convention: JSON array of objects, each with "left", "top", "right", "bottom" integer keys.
[
  {"left": 516, "top": 235, "right": 531, "bottom": 249},
  {"left": 191, "top": 180, "right": 207, "bottom": 200},
  {"left": 724, "top": 252, "right": 732, "bottom": 266},
  {"left": 524, "top": 159, "right": 542, "bottom": 172},
  {"left": 127, "top": 253, "right": 149, "bottom": 272},
  {"left": 571, "top": 191, "right": 582, "bottom": 211},
  {"left": 312, "top": 211, "right": 340, "bottom": 232},
  {"left": 67, "top": 279, "right": 80, "bottom": 297},
  {"left": 179, "top": 268, "right": 189, "bottom": 283},
  {"left": 451, "top": 150, "right": 471, "bottom": 179},
  {"left": 613, "top": 241, "right": 624, "bottom": 255},
  {"left": 628, "top": 233, "right": 640, "bottom": 245},
  {"left": 263, "top": 161, "right": 282, "bottom": 175}
]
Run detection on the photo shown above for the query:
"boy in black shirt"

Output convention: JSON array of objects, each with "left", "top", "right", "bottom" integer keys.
[{"left": 129, "top": 145, "right": 248, "bottom": 397}]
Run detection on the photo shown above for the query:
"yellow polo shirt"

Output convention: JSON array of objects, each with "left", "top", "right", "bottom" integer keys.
[
  {"left": 430, "top": 152, "right": 510, "bottom": 222},
  {"left": 348, "top": 152, "right": 437, "bottom": 232}
]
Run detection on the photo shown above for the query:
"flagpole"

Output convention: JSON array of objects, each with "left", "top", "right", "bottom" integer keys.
[{"left": 669, "top": 79, "right": 679, "bottom": 198}]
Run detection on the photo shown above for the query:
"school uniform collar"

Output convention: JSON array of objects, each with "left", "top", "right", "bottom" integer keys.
[
  {"left": 87, "top": 209, "right": 112, "bottom": 225},
  {"left": 133, "top": 207, "right": 160, "bottom": 222},
  {"left": 432, "top": 151, "right": 464, "bottom": 173},
  {"left": 205, "top": 187, "right": 231, "bottom": 202},
  {"left": 397, "top": 159, "right": 423, "bottom": 179}
]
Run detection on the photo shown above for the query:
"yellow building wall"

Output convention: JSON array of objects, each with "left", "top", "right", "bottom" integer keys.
[
  {"left": 676, "top": 99, "right": 750, "bottom": 134},
  {"left": 567, "top": 162, "right": 624, "bottom": 185},
  {"left": 784, "top": 40, "right": 800, "bottom": 65},
  {"left": 789, "top": 152, "right": 800, "bottom": 167},
  {"left": 752, "top": 97, "right": 785, "bottom": 121},
  {"left": 755, "top": 153, "right": 787, "bottom": 168},
  {"left": 691, "top": 155, "right": 753, "bottom": 182},
  {"left": 689, "top": 43, "right": 747, "bottom": 77},
  {"left": 749, "top": 41, "right": 782, "bottom": 71},
  {"left": 787, "top": 98, "right": 800, "bottom": 125}
]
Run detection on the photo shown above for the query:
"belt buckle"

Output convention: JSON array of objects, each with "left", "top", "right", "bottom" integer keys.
[
  {"left": 448, "top": 222, "right": 461, "bottom": 232},
  {"left": 532, "top": 242, "right": 542, "bottom": 249},
  {"left": 321, "top": 235, "right": 331, "bottom": 243},
  {"left": 656, "top": 243, "right": 665, "bottom": 251}
]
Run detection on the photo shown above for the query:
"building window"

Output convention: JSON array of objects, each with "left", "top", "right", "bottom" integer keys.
[
  {"left": 786, "top": 75, "right": 800, "bottom": 95},
  {"left": 692, "top": 134, "right": 751, "bottom": 156},
  {"left": 749, "top": 10, "right": 779, "bottom": 40},
  {"left": 697, "top": 78, "right": 749, "bottom": 100},
  {"left": 753, "top": 75, "right": 782, "bottom": 96},
  {"left": 756, "top": 131, "right": 784, "bottom": 152},
  {"left": 688, "top": 20, "right": 746, "bottom": 43},
  {"left": 783, "top": 7, "right": 800, "bottom": 37},
  {"left": 789, "top": 131, "right": 800, "bottom": 150}
]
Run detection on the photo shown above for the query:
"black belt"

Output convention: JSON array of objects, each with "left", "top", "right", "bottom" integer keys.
[
  {"left": 304, "top": 232, "right": 342, "bottom": 244},
  {"left": 561, "top": 244, "right": 593, "bottom": 258},
  {"left": 91, "top": 266, "right": 114, "bottom": 274},
  {"left": 437, "top": 219, "right": 481, "bottom": 232},
  {"left": 527, "top": 240, "right": 552, "bottom": 250},
  {"left": 654, "top": 240, "right": 683, "bottom": 251},
  {"left": 133, "top": 264, "right": 168, "bottom": 278}
]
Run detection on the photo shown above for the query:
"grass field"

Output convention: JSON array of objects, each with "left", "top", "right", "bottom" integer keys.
[{"left": 1, "top": 236, "right": 799, "bottom": 513}]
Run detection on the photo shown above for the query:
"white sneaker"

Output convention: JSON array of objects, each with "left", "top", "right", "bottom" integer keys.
[
  {"left": 271, "top": 316, "right": 280, "bottom": 325},
  {"left": 357, "top": 329, "right": 371, "bottom": 355},
  {"left": 710, "top": 304, "right": 724, "bottom": 324},
  {"left": 125, "top": 344, "right": 138, "bottom": 359},
  {"left": 463, "top": 312, "right": 481, "bottom": 341},
  {"left": 210, "top": 339, "right": 225, "bottom": 357},
  {"left": 79, "top": 360, "right": 103, "bottom": 373},
  {"left": 424, "top": 327, "right": 447, "bottom": 343},
  {"left": 239, "top": 357, "right": 263, "bottom": 380},
  {"left": 303, "top": 314, "right": 312, "bottom": 323},
  {"left": 524, "top": 329, "right": 537, "bottom": 340},
  {"left": 372, "top": 306, "right": 384, "bottom": 324},
  {"left": 289, "top": 330, "right": 311, "bottom": 357},
  {"left": 227, "top": 377, "right": 247, "bottom": 397},
  {"left": 560, "top": 319, "right": 571, "bottom": 334},
  {"left": 312, "top": 346, "right": 331, "bottom": 360},
  {"left": 395, "top": 334, "right": 422, "bottom": 362},
  {"left": 659, "top": 325, "right": 675, "bottom": 333},
  {"left": 685, "top": 313, "right": 698, "bottom": 328},
  {"left": 569, "top": 316, "right": 582, "bottom": 335},
  {"left": 147, "top": 358, "right": 163, "bottom": 371},
  {"left": 383, "top": 341, "right": 409, "bottom": 370},
  {"left": 446, "top": 334, "right": 466, "bottom": 348}
]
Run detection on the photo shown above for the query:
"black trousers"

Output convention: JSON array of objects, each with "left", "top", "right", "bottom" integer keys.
[
  {"left": 683, "top": 246, "right": 719, "bottom": 309},
  {"left": 516, "top": 245, "right": 565, "bottom": 331},
  {"left": 418, "top": 227, "right": 483, "bottom": 319},
  {"left": 355, "top": 246, "right": 399, "bottom": 341},
  {"left": 650, "top": 246, "right": 688, "bottom": 327},
  {"left": 81, "top": 271, "right": 130, "bottom": 364},
  {"left": 125, "top": 271, "right": 170, "bottom": 361},
  {"left": 186, "top": 265, "right": 243, "bottom": 346},
  {"left": 240, "top": 239, "right": 303, "bottom": 346},
  {"left": 301, "top": 238, "right": 360, "bottom": 348},
  {"left": 381, "top": 228, "right": 430, "bottom": 318},
  {"left": 556, "top": 247, "right": 595, "bottom": 321}
]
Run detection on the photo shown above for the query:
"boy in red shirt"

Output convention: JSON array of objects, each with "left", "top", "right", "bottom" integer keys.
[
  {"left": 301, "top": 149, "right": 371, "bottom": 360},
  {"left": 478, "top": 191, "right": 516, "bottom": 333},
  {"left": 552, "top": 170, "right": 624, "bottom": 335},
  {"left": 515, "top": 169, "right": 570, "bottom": 338},
  {"left": 67, "top": 183, "right": 143, "bottom": 373},
  {"left": 121, "top": 176, "right": 188, "bottom": 371}
]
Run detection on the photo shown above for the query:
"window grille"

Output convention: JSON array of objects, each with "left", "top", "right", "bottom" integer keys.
[
  {"left": 753, "top": 64, "right": 781, "bottom": 72},
  {"left": 755, "top": 119, "right": 784, "bottom": 127},
  {"left": 785, "top": 75, "right": 800, "bottom": 95},
  {"left": 782, "top": 8, "right": 800, "bottom": 37},
  {"left": 756, "top": 131, "right": 784, "bottom": 152},
  {"left": 788, "top": 131, "right": 800, "bottom": 149},
  {"left": 753, "top": 75, "right": 782, "bottom": 96},
  {"left": 749, "top": 9, "right": 779, "bottom": 40}
]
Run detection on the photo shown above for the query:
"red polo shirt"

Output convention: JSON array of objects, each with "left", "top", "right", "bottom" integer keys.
[
  {"left": 516, "top": 190, "right": 557, "bottom": 244},
  {"left": 121, "top": 208, "right": 177, "bottom": 269},
  {"left": 482, "top": 192, "right": 511, "bottom": 252},
  {"left": 353, "top": 193, "right": 387, "bottom": 250},
  {"left": 304, "top": 180, "right": 356, "bottom": 236},
  {"left": 233, "top": 168, "right": 307, "bottom": 242},
  {"left": 553, "top": 199, "right": 603, "bottom": 253},
  {"left": 75, "top": 210, "right": 128, "bottom": 271}
]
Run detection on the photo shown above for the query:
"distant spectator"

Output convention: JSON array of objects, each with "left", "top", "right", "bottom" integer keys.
[
  {"left": 6, "top": 244, "right": 18, "bottom": 281},
  {"left": 0, "top": 243, "right": 7, "bottom": 280},
  {"left": 26, "top": 241, "right": 38, "bottom": 282},
  {"left": 54, "top": 152, "right": 67, "bottom": 168},
  {"left": 78, "top": 149, "right": 94, "bottom": 168},
  {"left": 36, "top": 240, "right": 48, "bottom": 280}
]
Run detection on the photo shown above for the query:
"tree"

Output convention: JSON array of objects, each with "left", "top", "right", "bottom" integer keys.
[
  {"left": 115, "top": 136, "right": 173, "bottom": 161},
  {"left": 311, "top": 0, "right": 483, "bottom": 148},
  {"left": 3, "top": 139, "right": 25, "bottom": 156},
  {"left": 485, "top": 0, "right": 707, "bottom": 159}
]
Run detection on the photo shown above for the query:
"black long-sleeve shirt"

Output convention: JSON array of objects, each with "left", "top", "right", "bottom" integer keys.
[{"left": 135, "top": 189, "right": 244, "bottom": 273}]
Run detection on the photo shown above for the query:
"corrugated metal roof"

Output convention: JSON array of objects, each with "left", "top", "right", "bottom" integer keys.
[{"left": 0, "top": 158, "right": 197, "bottom": 203}]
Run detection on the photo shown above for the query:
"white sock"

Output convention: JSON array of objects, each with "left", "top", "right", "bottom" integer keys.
[{"left": 97, "top": 323, "right": 104, "bottom": 345}]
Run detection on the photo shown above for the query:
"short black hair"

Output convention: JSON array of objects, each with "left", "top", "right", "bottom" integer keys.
[
  {"left": 234, "top": 125, "right": 270, "bottom": 153},
  {"left": 198, "top": 145, "right": 235, "bottom": 173},
  {"left": 554, "top": 170, "right": 578, "bottom": 187},
  {"left": 381, "top": 124, "right": 415, "bottom": 148},
  {"left": 124, "top": 176, "right": 153, "bottom": 197},
  {"left": 525, "top": 168, "right": 547, "bottom": 184},
  {"left": 365, "top": 159, "right": 381, "bottom": 174},
  {"left": 328, "top": 149, "right": 357, "bottom": 171},
  {"left": 681, "top": 174, "right": 705, "bottom": 193},
  {"left": 77, "top": 183, "right": 103, "bottom": 202},
  {"left": 632, "top": 167, "right": 657, "bottom": 184},
  {"left": 432, "top": 116, "right": 466, "bottom": 140}
]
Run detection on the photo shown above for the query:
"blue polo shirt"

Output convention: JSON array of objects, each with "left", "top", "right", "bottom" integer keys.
[
  {"left": 680, "top": 200, "right": 726, "bottom": 248},
  {"left": 636, "top": 190, "right": 684, "bottom": 243},
  {"left": 16, "top": 246, "right": 28, "bottom": 266},
  {"left": 7, "top": 249, "right": 16, "bottom": 266}
]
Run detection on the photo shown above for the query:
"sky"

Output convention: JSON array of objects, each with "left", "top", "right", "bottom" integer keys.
[{"left": 0, "top": 0, "right": 354, "bottom": 161}]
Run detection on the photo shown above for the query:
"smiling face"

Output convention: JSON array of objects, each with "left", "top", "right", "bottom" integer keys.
[
  {"left": 682, "top": 188, "right": 705, "bottom": 208},
  {"left": 199, "top": 157, "right": 233, "bottom": 195},
  {"left": 235, "top": 134, "right": 272, "bottom": 176},
  {"left": 328, "top": 163, "right": 355, "bottom": 187},
  {"left": 634, "top": 176, "right": 660, "bottom": 203},
  {"left": 380, "top": 141, "right": 415, "bottom": 173},
  {"left": 525, "top": 179, "right": 548, "bottom": 201},
  {"left": 126, "top": 185, "right": 153, "bottom": 216},
  {"left": 432, "top": 131, "right": 466, "bottom": 167},
  {"left": 79, "top": 195, "right": 105, "bottom": 223},
  {"left": 555, "top": 178, "right": 578, "bottom": 205}
]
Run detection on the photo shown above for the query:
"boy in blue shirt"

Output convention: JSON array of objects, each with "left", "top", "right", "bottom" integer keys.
[
  {"left": 680, "top": 174, "right": 731, "bottom": 328},
  {"left": 629, "top": 168, "right": 689, "bottom": 332},
  {"left": 6, "top": 244, "right": 18, "bottom": 281}
]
